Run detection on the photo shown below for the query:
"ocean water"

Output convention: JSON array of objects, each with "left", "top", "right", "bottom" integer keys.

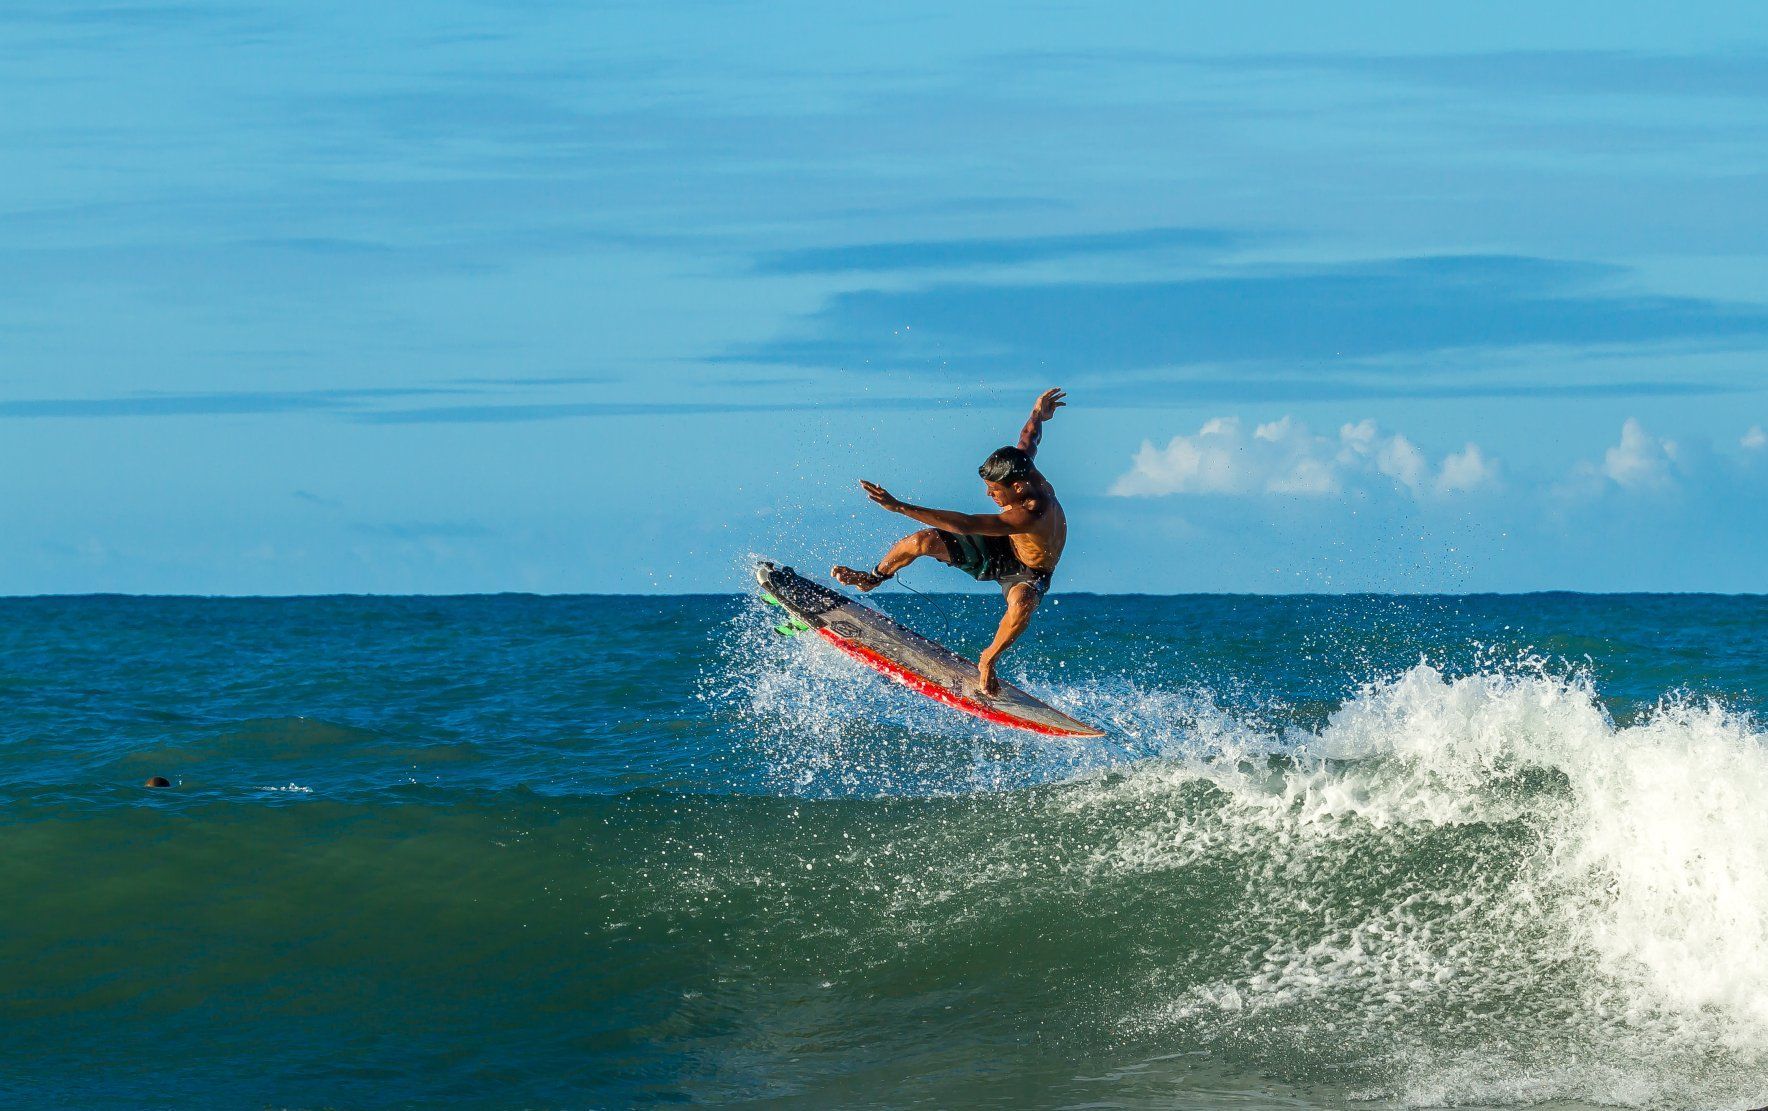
[{"left": 2, "top": 590, "right": 1765, "bottom": 1110}]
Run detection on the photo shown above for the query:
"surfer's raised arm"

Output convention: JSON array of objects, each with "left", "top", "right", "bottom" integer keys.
[
  {"left": 858, "top": 481, "right": 1039, "bottom": 536},
  {"left": 1016, "top": 388, "right": 1066, "bottom": 459}
]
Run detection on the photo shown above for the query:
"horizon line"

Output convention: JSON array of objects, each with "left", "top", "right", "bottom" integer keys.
[{"left": 2, "top": 589, "right": 1763, "bottom": 601}]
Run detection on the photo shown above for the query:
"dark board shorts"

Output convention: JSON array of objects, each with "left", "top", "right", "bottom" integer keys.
[{"left": 934, "top": 530, "right": 1054, "bottom": 598}]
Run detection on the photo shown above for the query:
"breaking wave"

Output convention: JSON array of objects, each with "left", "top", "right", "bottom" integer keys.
[{"left": 709, "top": 604, "right": 1768, "bottom": 1107}]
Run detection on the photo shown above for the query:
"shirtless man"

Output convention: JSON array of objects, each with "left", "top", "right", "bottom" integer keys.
[{"left": 833, "top": 388, "right": 1069, "bottom": 695}]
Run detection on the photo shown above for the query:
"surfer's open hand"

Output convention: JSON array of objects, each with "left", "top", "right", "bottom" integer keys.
[
  {"left": 1031, "top": 388, "right": 1067, "bottom": 422},
  {"left": 859, "top": 480, "right": 903, "bottom": 512}
]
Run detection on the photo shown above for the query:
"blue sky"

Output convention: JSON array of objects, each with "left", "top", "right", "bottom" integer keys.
[{"left": 3, "top": 0, "right": 1765, "bottom": 593}]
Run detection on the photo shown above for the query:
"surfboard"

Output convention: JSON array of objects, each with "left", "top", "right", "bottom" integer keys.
[{"left": 755, "top": 560, "right": 1106, "bottom": 738}]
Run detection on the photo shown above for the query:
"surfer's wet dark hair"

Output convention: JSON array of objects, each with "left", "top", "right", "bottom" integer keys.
[{"left": 979, "top": 446, "right": 1034, "bottom": 483}]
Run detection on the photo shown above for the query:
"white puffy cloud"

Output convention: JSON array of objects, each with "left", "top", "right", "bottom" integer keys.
[
  {"left": 1111, "top": 416, "right": 1255, "bottom": 496},
  {"left": 1437, "top": 443, "right": 1499, "bottom": 495},
  {"left": 1598, "top": 418, "right": 1680, "bottom": 490},
  {"left": 1560, "top": 418, "right": 1768, "bottom": 497},
  {"left": 1110, "top": 416, "right": 1500, "bottom": 500}
]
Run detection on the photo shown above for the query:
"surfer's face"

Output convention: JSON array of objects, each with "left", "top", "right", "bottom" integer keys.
[{"left": 984, "top": 480, "right": 1022, "bottom": 507}]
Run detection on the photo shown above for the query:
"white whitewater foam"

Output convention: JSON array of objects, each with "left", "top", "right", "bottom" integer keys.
[{"left": 1091, "top": 663, "right": 1768, "bottom": 1108}]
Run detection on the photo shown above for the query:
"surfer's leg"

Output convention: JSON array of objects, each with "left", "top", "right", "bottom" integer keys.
[
  {"left": 975, "top": 582, "right": 1040, "bottom": 696},
  {"left": 833, "top": 529, "right": 953, "bottom": 591},
  {"left": 877, "top": 529, "right": 956, "bottom": 576}
]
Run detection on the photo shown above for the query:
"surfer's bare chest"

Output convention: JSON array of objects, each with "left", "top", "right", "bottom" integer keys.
[{"left": 1010, "top": 491, "right": 1066, "bottom": 572}]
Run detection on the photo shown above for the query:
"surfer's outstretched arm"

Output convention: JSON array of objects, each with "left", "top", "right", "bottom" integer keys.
[
  {"left": 858, "top": 481, "right": 1037, "bottom": 536},
  {"left": 1017, "top": 388, "right": 1066, "bottom": 459}
]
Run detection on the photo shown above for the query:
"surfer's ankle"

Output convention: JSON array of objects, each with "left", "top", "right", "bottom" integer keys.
[{"left": 831, "top": 564, "right": 889, "bottom": 591}]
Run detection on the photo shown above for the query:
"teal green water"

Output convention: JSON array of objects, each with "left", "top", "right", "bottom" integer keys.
[{"left": 2, "top": 593, "right": 1765, "bottom": 1109}]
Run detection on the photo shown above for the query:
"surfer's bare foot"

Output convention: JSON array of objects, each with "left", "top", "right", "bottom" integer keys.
[
  {"left": 831, "top": 564, "right": 889, "bottom": 591},
  {"left": 975, "top": 658, "right": 1001, "bottom": 697}
]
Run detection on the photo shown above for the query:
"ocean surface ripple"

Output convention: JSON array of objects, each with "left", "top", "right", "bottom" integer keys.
[{"left": 1, "top": 592, "right": 1763, "bottom": 1110}]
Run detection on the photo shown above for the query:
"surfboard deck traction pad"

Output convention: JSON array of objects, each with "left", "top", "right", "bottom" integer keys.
[{"left": 756, "top": 560, "right": 1106, "bottom": 738}]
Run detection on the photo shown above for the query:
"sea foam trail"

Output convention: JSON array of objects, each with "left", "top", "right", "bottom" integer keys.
[
  {"left": 1317, "top": 666, "right": 1768, "bottom": 1042},
  {"left": 1145, "top": 665, "right": 1768, "bottom": 1103},
  {"left": 1101, "top": 666, "right": 1768, "bottom": 1108},
  {"left": 718, "top": 603, "right": 1768, "bottom": 1108}
]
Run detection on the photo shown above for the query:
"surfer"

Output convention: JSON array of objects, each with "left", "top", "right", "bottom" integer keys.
[{"left": 833, "top": 387, "right": 1068, "bottom": 696}]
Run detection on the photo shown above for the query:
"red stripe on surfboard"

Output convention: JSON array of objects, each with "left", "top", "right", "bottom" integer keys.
[{"left": 813, "top": 627, "right": 1098, "bottom": 738}]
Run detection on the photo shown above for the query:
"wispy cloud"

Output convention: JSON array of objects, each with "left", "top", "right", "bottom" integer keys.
[
  {"left": 356, "top": 400, "right": 803, "bottom": 424},
  {"left": 1252, "top": 50, "right": 1768, "bottom": 101},
  {"left": 1096, "top": 378, "right": 1736, "bottom": 404},
  {"left": 350, "top": 521, "right": 496, "bottom": 540},
  {"left": 1, "top": 393, "right": 335, "bottom": 419},
  {"left": 2, "top": 376, "right": 1731, "bottom": 423},
  {"left": 0, "top": 1, "right": 279, "bottom": 61},
  {"left": 753, "top": 226, "right": 1240, "bottom": 274},
  {"left": 0, "top": 383, "right": 1000, "bottom": 423},
  {"left": 447, "top": 375, "right": 610, "bottom": 387},
  {"left": 0, "top": 1, "right": 258, "bottom": 32},
  {"left": 0, "top": 386, "right": 471, "bottom": 419},
  {"left": 726, "top": 255, "right": 1768, "bottom": 392},
  {"left": 354, "top": 395, "right": 988, "bottom": 424},
  {"left": 987, "top": 49, "right": 1768, "bottom": 101},
  {"left": 0, "top": 237, "right": 524, "bottom": 299}
]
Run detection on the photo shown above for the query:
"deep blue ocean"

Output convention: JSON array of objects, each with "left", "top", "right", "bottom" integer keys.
[{"left": 2, "top": 591, "right": 1765, "bottom": 1109}]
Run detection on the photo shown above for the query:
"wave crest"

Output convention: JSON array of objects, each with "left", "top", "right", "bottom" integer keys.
[{"left": 716, "top": 607, "right": 1768, "bottom": 1105}]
